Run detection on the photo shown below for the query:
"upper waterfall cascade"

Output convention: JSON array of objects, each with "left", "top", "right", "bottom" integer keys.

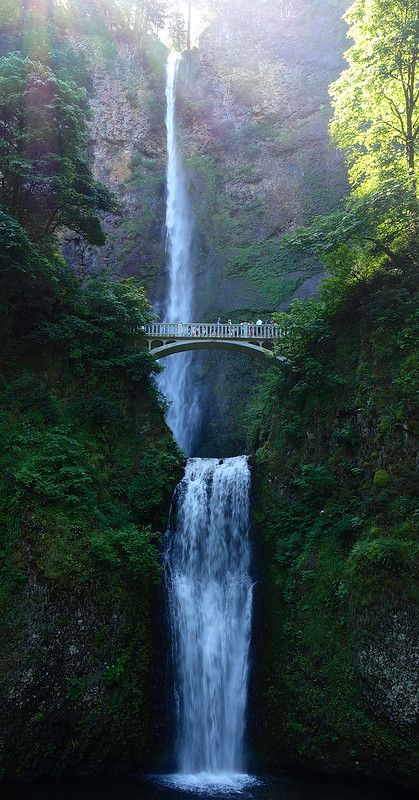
[{"left": 157, "top": 51, "right": 200, "bottom": 455}]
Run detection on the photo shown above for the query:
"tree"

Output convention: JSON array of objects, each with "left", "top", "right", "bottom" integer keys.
[
  {"left": 132, "top": 0, "right": 167, "bottom": 36},
  {"left": 0, "top": 210, "right": 59, "bottom": 317},
  {"left": 168, "top": 6, "right": 187, "bottom": 50},
  {"left": 0, "top": 52, "right": 116, "bottom": 244},
  {"left": 281, "top": 180, "right": 418, "bottom": 266},
  {"left": 331, "top": 0, "right": 419, "bottom": 195},
  {"left": 276, "top": 0, "right": 419, "bottom": 297}
]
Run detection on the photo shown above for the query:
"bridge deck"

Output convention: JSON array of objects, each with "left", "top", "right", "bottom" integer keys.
[{"left": 143, "top": 322, "right": 283, "bottom": 341}]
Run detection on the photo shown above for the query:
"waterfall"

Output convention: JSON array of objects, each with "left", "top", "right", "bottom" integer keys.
[
  {"left": 164, "top": 456, "right": 254, "bottom": 790},
  {"left": 157, "top": 53, "right": 255, "bottom": 796},
  {"left": 158, "top": 51, "right": 200, "bottom": 455}
]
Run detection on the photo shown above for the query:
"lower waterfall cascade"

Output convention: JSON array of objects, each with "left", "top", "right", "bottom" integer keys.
[{"left": 163, "top": 456, "right": 255, "bottom": 791}]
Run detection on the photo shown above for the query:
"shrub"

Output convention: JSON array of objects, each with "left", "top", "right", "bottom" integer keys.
[
  {"left": 294, "top": 464, "right": 334, "bottom": 499},
  {"left": 373, "top": 468, "right": 391, "bottom": 489},
  {"left": 89, "top": 524, "right": 161, "bottom": 582},
  {"left": 346, "top": 537, "right": 418, "bottom": 600}
]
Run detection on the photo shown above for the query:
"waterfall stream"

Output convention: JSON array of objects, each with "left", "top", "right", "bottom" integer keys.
[
  {"left": 165, "top": 457, "right": 253, "bottom": 787},
  {"left": 158, "top": 54, "right": 254, "bottom": 793},
  {"left": 157, "top": 51, "right": 200, "bottom": 454}
]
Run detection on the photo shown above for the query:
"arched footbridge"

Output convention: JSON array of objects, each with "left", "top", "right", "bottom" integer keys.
[{"left": 139, "top": 322, "right": 288, "bottom": 362}]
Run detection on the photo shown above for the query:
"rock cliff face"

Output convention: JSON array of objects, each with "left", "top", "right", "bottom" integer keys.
[
  {"left": 60, "top": 3, "right": 350, "bottom": 455},
  {"left": 1, "top": 579, "right": 155, "bottom": 776},
  {"left": 63, "top": 2, "right": 349, "bottom": 318},
  {"left": 0, "top": 364, "right": 182, "bottom": 779},
  {"left": 171, "top": 0, "right": 350, "bottom": 454},
  {"left": 177, "top": 0, "right": 349, "bottom": 316},
  {"left": 62, "top": 34, "right": 168, "bottom": 305}
]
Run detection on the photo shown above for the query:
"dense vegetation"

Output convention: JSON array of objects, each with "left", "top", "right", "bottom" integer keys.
[
  {"left": 0, "top": 0, "right": 417, "bottom": 784},
  {"left": 0, "top": 1, "right": 182, "bottom": 777},
  {"left": 250, "top": 0, "right": 418, "bottom": 783},
  {"left": 251, "top": 259, "right": 418, "bottom": 782}
]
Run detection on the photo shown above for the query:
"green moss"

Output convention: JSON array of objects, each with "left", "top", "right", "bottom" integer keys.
[
  {"left": 373, "top": 468, "right": 391, "bottom": 488},
  {"left": 251, "top": 261, "right": 418, "bottom": 782},
  {"left": 0, "top": 273, "right": 183, "bottom": 776},
  {"left": 0, "top": 353, "right": 182, "bottom": 775}
]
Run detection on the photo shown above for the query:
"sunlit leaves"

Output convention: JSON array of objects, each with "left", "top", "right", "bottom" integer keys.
[
  {"left": 331, "top": 0, "right": 419, "bottom": 195},
  {"left": 274, "top": 2, "right": 419, "bottom": 304}
]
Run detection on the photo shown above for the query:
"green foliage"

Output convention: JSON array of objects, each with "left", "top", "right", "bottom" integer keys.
[
  {"left": 226, "top": 240, "right": 316, "bottom": 306},
  {"left": 0, "top": 6, "right": 183, "bottom": 774},
  {"left": 127, "top": 447, "right": 184, "bottom": 523},
  {"left": 67, "top": 677, "right": 84, "bottom": 701},
  {"left": 33, "top": 273, "right": 158, "bottom": 380},
  {"left": 270, "top": 0, "right": 419, "bottom": 323},
  {"left": 252, "top": 257, "right": 418, "bottom": 777},
  {"left": 346, "top": 537, "right": 419, "bottom": 600},
  {"left": 331, "top": 0, "right": 419, "bottom": 194},
  {"left": 293, "top": 464, "right": 334, "bottom": 499},
  {"left": 273, "top": 297, "right": 330, "bottom": 361},
  {"left": 102, "top": 652, "right": 129, "bottom": 686},
  {"left": 0, "top": 3, "right": 179, "bottom": 602},
  {"left": 0, "top": 211, "right": 59, "bottom": 315},
  {"left": 373, "top": 468, "right": 391, "bottom": 488},
  {"left": 168, "top": 8, "right": 187, "bottom": 51},
  {"left": 275, "top": 181, "right": 418, "bottom": 314},
  {"left": 12, "top": 428, "right": 94, "bottom": 505},
  {"left": 90, "top": 525, "right": 161, "bottom": 582},
  {"left": 66, "top": 0, "right": 168, "bottom": 41},
  {"left": 0, "top": 51, "right": 116, "bottom": 244}
]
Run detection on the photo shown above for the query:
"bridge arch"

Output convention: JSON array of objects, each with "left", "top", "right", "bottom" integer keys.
[
  {"left": 138, "top": 322, "right": 288, "bottom": 364},
  {"left": 148, "top": 338, "right": 286, "bottom": 363}
]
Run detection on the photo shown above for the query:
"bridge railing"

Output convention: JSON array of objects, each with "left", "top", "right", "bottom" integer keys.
[{"left": 141, "top": 322, "right": 284, "bottom": 340}]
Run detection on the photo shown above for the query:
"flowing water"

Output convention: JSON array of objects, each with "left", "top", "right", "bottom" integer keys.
[
  {"left": 158, "top": 53, "right": 254, "bottom": 793},
  {"left": 157, "top": 51, "right": 200, "bottom": 454},
  {"left": 164, "top": 457, "right": 253, "bottom": 790}
]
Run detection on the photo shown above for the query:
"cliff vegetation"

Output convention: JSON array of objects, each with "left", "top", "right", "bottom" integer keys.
[
  {"left": 0, "top": 1, "right": 182, "bottom": 777},
  {"left": 251, "top": 0, "right": 418, "bottom": 784}
]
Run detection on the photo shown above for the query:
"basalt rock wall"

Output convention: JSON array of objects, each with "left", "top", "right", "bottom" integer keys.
[
  {"left": 177, "top": 0, "right": 349, "bottom": 318},
  {"left": 61, "top": 32, "right": 169, "bottom": 308},
  {"left": 175, "top": 0, "right": 350, "bottom": 455}
]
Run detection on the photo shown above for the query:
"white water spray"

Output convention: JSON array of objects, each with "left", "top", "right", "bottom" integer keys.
[
  {"left": 164, "top": 457, "right": 254, "bottom": 789},
  {"left": 158, "top": 52, "right": 200, "bottom": 454},
  {"left": 158, "top": 53, "right": 255, "bottom": 795}
]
